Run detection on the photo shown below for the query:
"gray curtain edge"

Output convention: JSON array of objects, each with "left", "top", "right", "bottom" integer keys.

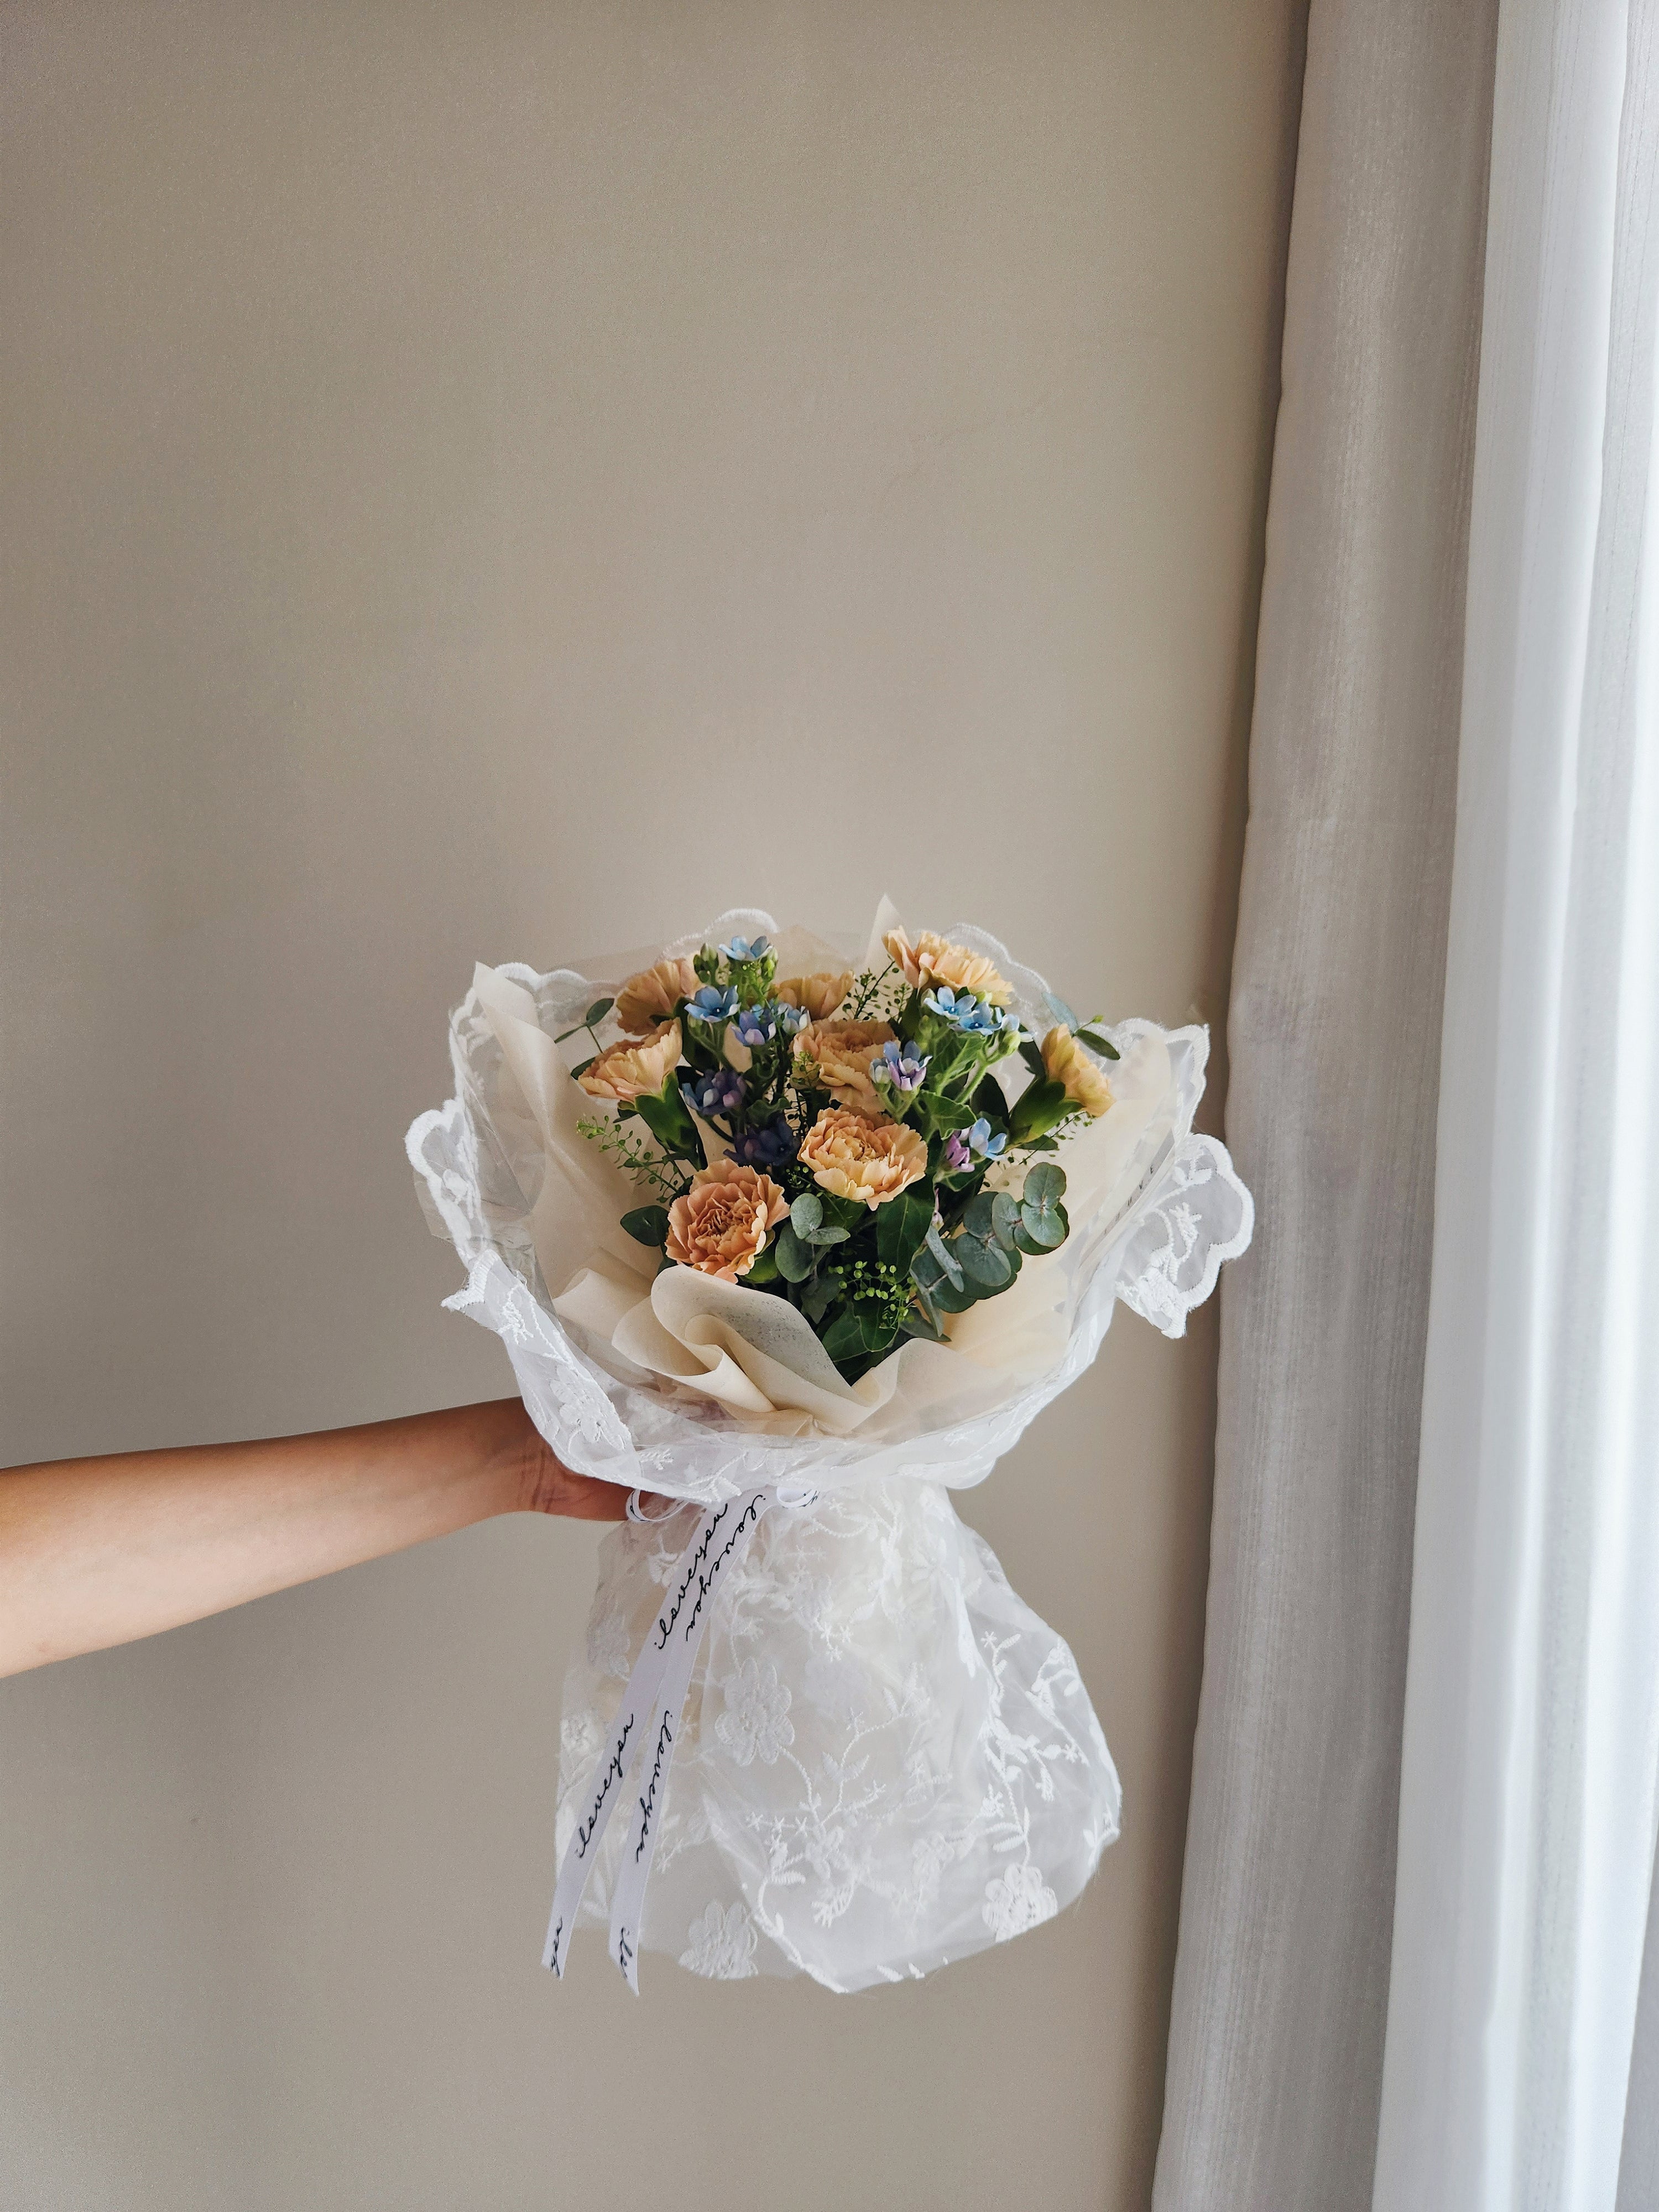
[{"left": 1150, "top": 2, "right": 1500, "bottom": 2205}]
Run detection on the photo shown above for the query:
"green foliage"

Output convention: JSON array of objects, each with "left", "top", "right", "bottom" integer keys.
[
  {"left": 956, "top": 1193, "right": 1015, "bottom": 1291},
  {"left": 555, "top": 997, "right": 615, "bottom": 1044},
  {"left": 800, "top": 1270, "right": 843, "bottom": 1323},
  {"left": 916, "top": 1088, "right": 978, "bottom": 1136},
  {"left": 621, "top": 1204, "right": 670, "bottom": 1248},
  {"left": 1077, "top": 1027, "right": 1120, "bottom": 1061},
  {"left": 575, "top": 1116, "right": 688, "bottom": 1201},
  {"left": 773, "top": 1223, "right": 815, "bottom": 1282},
  {"left": 1013, "top": 1161, "right": 1070, "bottom": 1253},
  {"left": 875, "top": 1183, "right": 933, "bottom": 1272},
  {"left": 633, "top": 1072, "right": 705, "bottom": 1165},
  {"left": 1008, "top": 1077, "right": 1070, "bottom": 1145}
]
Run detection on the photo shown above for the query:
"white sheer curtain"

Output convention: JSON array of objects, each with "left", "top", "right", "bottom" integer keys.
[{"left": 1373, "top": 1, "right": 1659, "bottom": 2206}]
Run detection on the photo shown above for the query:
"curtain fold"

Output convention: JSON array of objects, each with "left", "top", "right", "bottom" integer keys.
[
  {"left": 1151, "top": 2, "right": 1499, "bottom": 2204},
  {"left": 1373, "top": 1, "right": 1659, "bottom": 2204}
]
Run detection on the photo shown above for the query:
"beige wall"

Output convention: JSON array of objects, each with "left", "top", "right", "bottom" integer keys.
[{"left": 0, "top": 5, "right": 1301, "bottom": 2207}]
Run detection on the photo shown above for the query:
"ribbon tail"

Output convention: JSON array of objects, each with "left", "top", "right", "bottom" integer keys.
[
  {"left": 545, "top": 1490, "right": 776, "bottom": 1983},
  {"left": 606, "top": 1486, "right": 775, "bottom": 1992},
  {"left": 542, "top": 1626, "right": 671, "bottom": 1975}
]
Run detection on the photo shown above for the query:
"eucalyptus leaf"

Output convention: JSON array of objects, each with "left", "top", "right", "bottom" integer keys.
[
  {"left": 922, "top": 1220, "right": 964, "bottom": 1288},
  {"left": 956, "top": 1199, "right": 1014, "bottom": 1290},
  {"left": 926, "top": 1271, "right": 982, "bottom": 1313},
  {"left": 1017, "top": 1165, "right": 1070, "bottom": 1252},
  {"left": 790, "top": 1192, "right": 823, "bottom": 1239},
  {"left": 1077, "top": 1027, "right": 1120, "bottom": 1061},
  {"left": 774, "top": 1223, "right": 815, "bottom": 1282},
  {"left": 807, "top": 1224, "right": 849, "bottom": 1247},
  {"left": 990, "top": 1191, "right": 1022, "bottom": 1249}
]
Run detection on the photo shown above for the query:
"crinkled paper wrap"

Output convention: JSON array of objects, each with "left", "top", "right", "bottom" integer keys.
[{"left": 408, "top": 909, "right": 1253, "bottom": 1987}]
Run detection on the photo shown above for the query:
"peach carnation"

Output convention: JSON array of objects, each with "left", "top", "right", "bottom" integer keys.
[
  {"left": 576, "top": 1019, "right": 682, "bottom": 1103},
  {"left": 665, "top": 1159, "right": 789, "bottom": 1281},
  {"left": 884, "top": 927, "right": 1014, "bottom": 1008},
  {"left": 1041, "top": 1026, "right": 1114, "bottom": 1117},
  {"left": 799, "top": 1108, "right": 928, "bottom": 1210},
  {"left": 792, "top": 1018, "right": 895, "bottom": 1119},
  {"left": 614, "top": 958, "right": 699, "bottom": 1034},
  {"left": 775, "top": 970, "right": 853, "bottom": 1021}
]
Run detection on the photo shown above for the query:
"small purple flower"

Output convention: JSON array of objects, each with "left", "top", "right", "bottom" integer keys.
[
  {"left": 968, "top": 1117, "right": 1008, "bottom": 1160},
  {"left": 731, "top": 1119, "right": 798, "bottom": 1167},
  {"left": 732, "top": 1001, "right": 782, "bottom": 1050},
  {"left": 873, "top": 1038, "right": 929, "bottom": 1093},
  {"left": 942, "top": 1131, "right": 972, "bottom": 1173},
  {"left": 719, "top": 933, "right": 770, "bottom": 963},
  {"left": 682, "top": 1068, "right": 746, "bottom": 1119},
  {"left": 687, "top": 984, "right": 739, "bottom": 1024}
]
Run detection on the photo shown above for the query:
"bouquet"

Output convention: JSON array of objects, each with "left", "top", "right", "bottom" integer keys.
[{"left": 409, "top": 904, "right": 1252, "bottom": 1991}]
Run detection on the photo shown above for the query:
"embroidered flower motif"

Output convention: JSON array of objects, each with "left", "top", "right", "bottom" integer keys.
[
  {"left": 585, "top": 1606, "right": 634, "bottom": 1680},
  {"left": 715, "top": 1657, "right": 795, "bottom": 1766},
  {"left": 982, "top": 1861, "right": 1058, "bottom": 1942},
  {"left": 679, "top": 1900, "right": 760, "bottom": 1979}
]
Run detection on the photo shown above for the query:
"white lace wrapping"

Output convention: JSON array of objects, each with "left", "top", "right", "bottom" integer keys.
[{"left": 407, "top": 912, "right": 1253, "bottom": 1987}]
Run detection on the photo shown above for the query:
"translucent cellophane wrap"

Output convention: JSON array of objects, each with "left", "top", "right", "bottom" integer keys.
[{"left": 408, "top": 910, "right": 1252, "bottom": 1987}]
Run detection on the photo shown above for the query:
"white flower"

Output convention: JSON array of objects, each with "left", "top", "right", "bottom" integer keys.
[
  {"left": 982, "top": 1861, "right": 1057, "bottom": 1942},
  {"left": 714, "top": 1657, "right": 795, "bottom": 1767},
  {"left": 679, "top": 1900, "right": 760, "bottom": 1979}
]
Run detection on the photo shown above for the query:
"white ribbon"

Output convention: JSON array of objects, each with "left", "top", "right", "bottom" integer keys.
[{"left": 545, "top": 1484, "right": 798, "bottom": 1991}]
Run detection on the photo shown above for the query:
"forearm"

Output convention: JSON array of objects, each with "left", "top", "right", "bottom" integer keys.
[{"left": 0, "top": 1399, "right": 618, "bottom": 1679}]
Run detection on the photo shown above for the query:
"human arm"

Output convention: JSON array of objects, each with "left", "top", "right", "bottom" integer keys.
[{"left": 0, "top": 1397, "right": 623, "bottom": 1680}]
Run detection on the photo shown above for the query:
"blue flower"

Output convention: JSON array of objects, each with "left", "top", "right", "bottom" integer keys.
[
  {"left": 731, "top": 1119, "right": 798, "bottom": 1167},
  {"left": 682, "top": 1068, "right": 746, "bottom": 1119},
  {"left": 922, "top": 985, "right": 1014, "bottom": 1036},
  {"left": 687, "top": 984, "right": 739, "bottom": 1024},
  {"left": 968, "top": 1117, "right": 1009, "bottom": 1160},
  {"left": 775, "top": 1001, "right": 811, "bottom": 1038},
  {"left": 873, "top": 1038, "right": 929, "bottom": 1093},
  {"left": 732, "top": 1001, "right": 782, "bottom": 1049},
  {"left": 719, "top": 934, "right": 770, "bottom": 963}
]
